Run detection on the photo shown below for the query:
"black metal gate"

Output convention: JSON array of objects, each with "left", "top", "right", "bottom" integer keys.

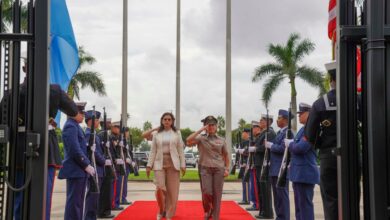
[
  {"left": 338, "top": 0, "right": 390, "bottom": 219},
  {"left": 0, "top": 0, "right": 49, "bottom": 219}
]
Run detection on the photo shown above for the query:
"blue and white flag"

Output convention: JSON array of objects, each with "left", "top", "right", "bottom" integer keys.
[
  {"left": 50, "top": 0, "right": 79, "bottom": 123},
  {"left": 50, "top": 0, "right": 79, "bottom": 90}
]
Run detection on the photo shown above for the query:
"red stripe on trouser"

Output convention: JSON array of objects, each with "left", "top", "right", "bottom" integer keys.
[
  {"left": 112, "top": 178, "right": 117, "bottom": 208},
  {"left": 252, "top": 170, "right": 259, "bottom": 210}
]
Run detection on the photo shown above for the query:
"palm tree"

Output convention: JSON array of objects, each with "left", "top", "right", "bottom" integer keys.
[
  {"left": 2, "top": 0, "right": 28, "bottom": 32},
  {"left": 217, "top": 115, "right": 226, "bottom": 137},
  {"left": 238, "top": 118, "right": 246, "bottom": 130},
  {"left": 252, "top": 33, "right": 326, "bottom": 131},
  {"left": 67, "top": 46, "right": 106, "bottom": 100}
]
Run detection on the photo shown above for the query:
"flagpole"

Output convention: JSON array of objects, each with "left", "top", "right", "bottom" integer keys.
[
  {"left": 226, "top": 0, "right": 232, "bottom": 150},
  {"left": 122, "top": 0, "right": 128, "bottom": 126},
  {"left": 176, "top": 0, "right": 181, "bottom": 129}
]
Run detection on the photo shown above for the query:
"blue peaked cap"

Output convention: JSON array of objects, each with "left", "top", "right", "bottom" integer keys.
[
  {"left": 278, "top": 109, "right": 294, "bottom": 119},
  {"left": 85, "top": 110, "right": 101, "bottom": 122}
]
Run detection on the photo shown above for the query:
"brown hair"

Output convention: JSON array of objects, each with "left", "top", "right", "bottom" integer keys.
[{"left": 158, "top": 112, "right": 177, "bottom": 132}]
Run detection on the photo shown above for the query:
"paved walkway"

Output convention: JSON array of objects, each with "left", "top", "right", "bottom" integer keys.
[{"left": 50, "top": 179, "right": 325, "bottom": 219}]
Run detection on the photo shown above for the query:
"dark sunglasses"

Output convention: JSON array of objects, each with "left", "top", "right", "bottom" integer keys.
[{"left": 163, "top": 118, "right": 172, "bottom": 121}]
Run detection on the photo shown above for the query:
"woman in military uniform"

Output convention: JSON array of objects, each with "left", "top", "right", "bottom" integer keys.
[{"left": 187, "top": 115, "right": 231, "bottom": 220}]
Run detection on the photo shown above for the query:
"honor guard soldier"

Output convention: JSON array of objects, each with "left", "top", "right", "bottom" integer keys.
[
  {"left": 285, "top": 103, "right": 319, "bottom": 220},
  {"left": 110, "top": 121, "right": 125, "bottom": 211},
  {"left": 264, "top": 109, "right": 293, "bottom": 220},
  {"left": 97, "top": 117, "right": 115, "bottom": 218},
  {"left": 84, "top": 110, "right": 106, "bottom": 220},
  {"left": 46, "top": 84, "right": 79, "bottom": 220},
  {"left": 0, "top": 56, "right": 79, "bottom": 220},
  {"left": 305, "top": 61, "right": 338, "bottom": 220},
  {"left": 58, "top": 102, "right": 96, "bottom": 220},
  {"left": 121, "top": 127, "right": 133, "bottom": 205},
  {"left": 246, "top": 121, "right": 262, "bottom": 211},
  {"left": 255, "top": 114, "right": 276, "bottom": 219},
  {"left": 236, "top": 128, "right": 250, "bottom": 205}
]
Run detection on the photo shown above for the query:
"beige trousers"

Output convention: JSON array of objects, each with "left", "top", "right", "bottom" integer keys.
[
  {"left": 199, "top": 166, "right": 225, "bottom": 220},
  {"left": 153, "top": 154, "right": 180, "bottom": 218}
]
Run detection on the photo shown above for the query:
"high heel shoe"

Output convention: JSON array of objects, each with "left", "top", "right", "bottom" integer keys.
[{"left": 157, "top": 213, "right": 163, "bottom": 220}]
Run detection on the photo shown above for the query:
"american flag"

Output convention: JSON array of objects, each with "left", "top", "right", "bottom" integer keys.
[{"left": 328, "top": 0, "right": 337, "bottom": 40}]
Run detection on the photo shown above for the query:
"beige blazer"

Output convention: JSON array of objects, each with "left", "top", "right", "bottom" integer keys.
[{"left": 147, "top": 129, "right": 186, "bottom": 171}]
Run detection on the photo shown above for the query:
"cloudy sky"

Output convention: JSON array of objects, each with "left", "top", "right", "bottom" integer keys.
[{"left": 65, "top": 0, "right": 331, "bottom": 130}]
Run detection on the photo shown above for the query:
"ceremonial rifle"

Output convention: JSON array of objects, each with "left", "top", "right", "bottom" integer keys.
[
  {"left": 102, "top": 107, "right": 116, "bottom": 178},
  {"left": 229, "top": 131, "right": 241, "bottom": 175},
  {"left": 125, "top": 131, "right": 139, "bottom": 176},
  {"left": 87, "top": 106, "right": 99, "bottom": 193},
  {"left": 116, "top": 120, "right": 126, "bottom": 176},
  {"left": 260, "top": 108, "right": 271, "bottom": 182},
  {"left": 243, "top": 127, "right": 254, "bottom": 182},
  {"left": 276, "top": 104, "right": 293, "bottom": 187}
]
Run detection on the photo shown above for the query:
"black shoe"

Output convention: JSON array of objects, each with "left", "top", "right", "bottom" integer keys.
[
  {"left": 255, "top": 214, "right": 273, "bottom": 219},
  {"left": 98, "top": 214, "right": 115, "bottom": 218},
  {"left": 112, "top": 206, "right": 124, "bottom": 211},
  {"left": 238, "top": 201, "right": 250, "bottom": 205},
  {"left": 120, "top": 201, "right": 132, "bottom": 205},
  {"left": 245, "top": 207, "right": 259, "bottom": 211}
]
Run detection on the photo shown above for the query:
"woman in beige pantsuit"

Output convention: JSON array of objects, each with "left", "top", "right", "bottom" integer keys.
[{"left": 146, "top": 112, "right": 186, "bottom": 220}]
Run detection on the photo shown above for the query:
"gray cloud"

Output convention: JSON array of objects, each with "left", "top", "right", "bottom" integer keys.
[{"left": 67, "top": 0, "right": 332, "bottom": 130}]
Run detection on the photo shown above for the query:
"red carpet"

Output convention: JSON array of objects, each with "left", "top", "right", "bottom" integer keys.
[{"left": 114, "top": 201, "right": 255, "bottom": 220}]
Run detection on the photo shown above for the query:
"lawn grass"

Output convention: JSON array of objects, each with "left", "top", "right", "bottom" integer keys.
[{"left": 128, "top": 169, "right": 239, "bottom": 182}]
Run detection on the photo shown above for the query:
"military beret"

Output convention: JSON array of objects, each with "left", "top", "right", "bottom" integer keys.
[
  {"left": 84, "top": 110, "right": 101, "bottom": 123},
  {"left": 251, "top": 120, "right": 260, "bottom": 127},
  {"left": 75, "top": 102, "right": 87, "bottom": 113},
  {"left": 202, "top": 115, "right": 218, "bottom": 125},
  {"left": 243, "top": 128, "right": 251, "bottom": 132},
  {"left": 297, "top": 102, "right": 312, "bottom": 113}
]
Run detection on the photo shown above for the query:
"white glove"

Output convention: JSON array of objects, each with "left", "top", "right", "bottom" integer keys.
[
  {"left": 126, "top": 144, "right": 129, "bottom": 150},
  {"left": 265, "top": 141, "right": 273, "bottom": 149},
  {"left": 119, "top": 141, "right": 124, "bottom": 147},
  {"left": 105, "top": 141, "right": 110, "bottom": 148},
  {"left": 85, "top": 165, "right": 96, "bottom": 176},
  {"left": 238, "top": 149, "right": 245, "bottom": 154},
  {"left": 105, "top": 159, "right": 112, "bottom": 166},
  {"left": 235, "top": 148, "right": 239, "bottom": 153},
  {"left": 284, "top": 139, "right": 294, "bottom": 148},
  {"left": 91, "top": 144, "right": 96, "bottom": 152},
  {"left": 131, "top": 162, "right": 136, "bottom": 167},
  {"left": 115, "top": 159, "right": 124, "bottom": 165},
  {"left": 248, "top": 146, "right": 256, "bottom": 152},
  {"left": 126, "top": 158, "right": 131, "bottom": 164}
]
